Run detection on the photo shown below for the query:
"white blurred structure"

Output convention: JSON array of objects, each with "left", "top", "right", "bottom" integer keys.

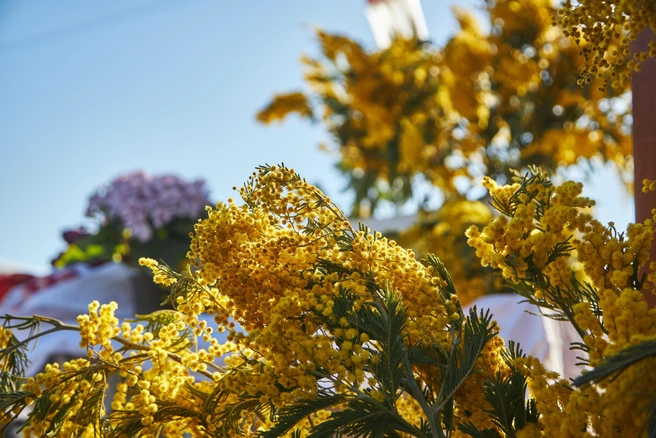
[
  {"left": 350, "top": 213, "right": 417, "bottom": 234},
  {"left": 365, "top": 0, "right": 429, "bottom": 49},
  {"left": 465, "top": 295, "right": 582, "bottom": 380},
  {"left": 0, "top": 263, "right": 146, "bottom": 375},
  {"left": 0, "top": 262, "right": 229, "bottom": 377}
]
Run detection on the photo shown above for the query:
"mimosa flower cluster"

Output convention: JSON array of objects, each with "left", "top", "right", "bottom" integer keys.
[
  {"left": 467, "top": 167, "right": 656, "bottom": 436},
  {"left": 555, "top": 0, "right": 656, "bottom": 90},
  {"left": 3, "top": 165, "right": 656, "bottom": 436},
  {"left": 176, "top": 165, "right": 507, "bottom": 431},
  {"left": 1, "top": 165, "right": 517, "bottom": 436}
]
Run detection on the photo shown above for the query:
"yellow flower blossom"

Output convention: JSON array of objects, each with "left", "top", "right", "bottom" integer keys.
[
  {"left": 469, "top": 167, "right": 656, "bottom": 435},
  {"left": 8, "top": 165, "right": 656, "bottom": 436},
  {"left": 256, "top": 92, "right": 313, "bottom": 124},
  {"left": 555, "top": 0, "right": 656, "bottom": 90},
  {"left": 259, "top": 0, "right": 632, "bottom": 216}
]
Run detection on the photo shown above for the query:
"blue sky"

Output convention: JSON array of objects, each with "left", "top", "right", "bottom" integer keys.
[{"left": 0, "top": 0, "right": 633, "bottom": 274}]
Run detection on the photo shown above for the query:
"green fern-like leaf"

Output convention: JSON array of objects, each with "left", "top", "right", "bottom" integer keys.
[
  {"left": 0, "top": 391, "right": 35, "bottom": 435},
  {"left": 262, "top": 393, "right": 346, "bottom": 438},
  {"left": 421, "top": 254, "right": 460, "bottom": 305},
  {"left": 108, "top": 397, "right": 203, "bottom": 437},
  {"left": 458, "top": 422, "right": 503, "bottom": 438},
  {"left": 364, "top": 288, "right": 408, "bottom": 407},
  {"left": 307, "top": 395, "right": 427, "bottom": 438},
  {"left": 436, "top": 306, "right": 496, "bottom": 413},
  {"left": 459, "top": 341, "right": 539, "bottom": 438},
  {"left": 216, "top": 397, "right": 270, "bottom": 435},
  {"left": 573, "top": 339, "right": 656, "bottom": 388},
  {"left": 0, "top": 330, "right": 28, "bottom": 392},
  {"left": 23, "top": 364, "right": 111, "bottom": 437}
]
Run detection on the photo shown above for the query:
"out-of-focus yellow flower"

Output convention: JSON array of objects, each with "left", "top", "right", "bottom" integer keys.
[
  {"left": 643, "top": 178, "right": 656, "bottom": 193},
  {"left": 259, "top": 0, "right": 632, "bottom": 217},
  {"left": 256, "top": 92, "right": 314, "bottom": 124}
]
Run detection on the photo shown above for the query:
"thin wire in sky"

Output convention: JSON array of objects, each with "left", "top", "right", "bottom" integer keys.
[{"left": 0, "top": 0, "right": 202, "bottom": 54}]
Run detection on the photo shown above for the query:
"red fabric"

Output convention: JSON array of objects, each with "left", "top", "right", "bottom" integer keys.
[
  {"left": 0, "top": 274, "right": 34, "bottom": 302},
  {"left": 0, "top": 269, "right": 81, "bottom": 306},
  {"left": 21, "top": 270, "right": 79, "bottom": 296}
]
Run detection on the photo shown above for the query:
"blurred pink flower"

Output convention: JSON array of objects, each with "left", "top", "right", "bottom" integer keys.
[{"left": 87, "top": 171, "right": 210, "bottom": 242}]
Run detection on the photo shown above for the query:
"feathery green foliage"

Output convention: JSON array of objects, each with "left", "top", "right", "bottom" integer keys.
[
  {"left": 24, "top": 363, "right": 110, "bottom": 437},
  {"left": 0, "top": 315, "right": 80, "bottom": 394},
  {"left": 573, "top": 339, "right": 656, "bottom": 388},
  {"left": 458, "top": 342, "right": 539, "bottom": 438}
]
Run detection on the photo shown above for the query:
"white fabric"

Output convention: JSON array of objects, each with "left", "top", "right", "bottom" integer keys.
[
  {"left": 366, "top": 0, "right": 429, "bottom": 49},
  {"left": 351, "top": 213, "right": 418, "bottom": 234},
  {"left": 1, "top": 263, "right": 140, "bottom": 375},
  {"left": 0, "top": 263, "right": 140, "bottom": 321},
  {"left": 0, "top": 263, "right": 230, "bottom": 375},
  {"left": 465, "top": 294, "right": 582, "bottom": 380}
]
